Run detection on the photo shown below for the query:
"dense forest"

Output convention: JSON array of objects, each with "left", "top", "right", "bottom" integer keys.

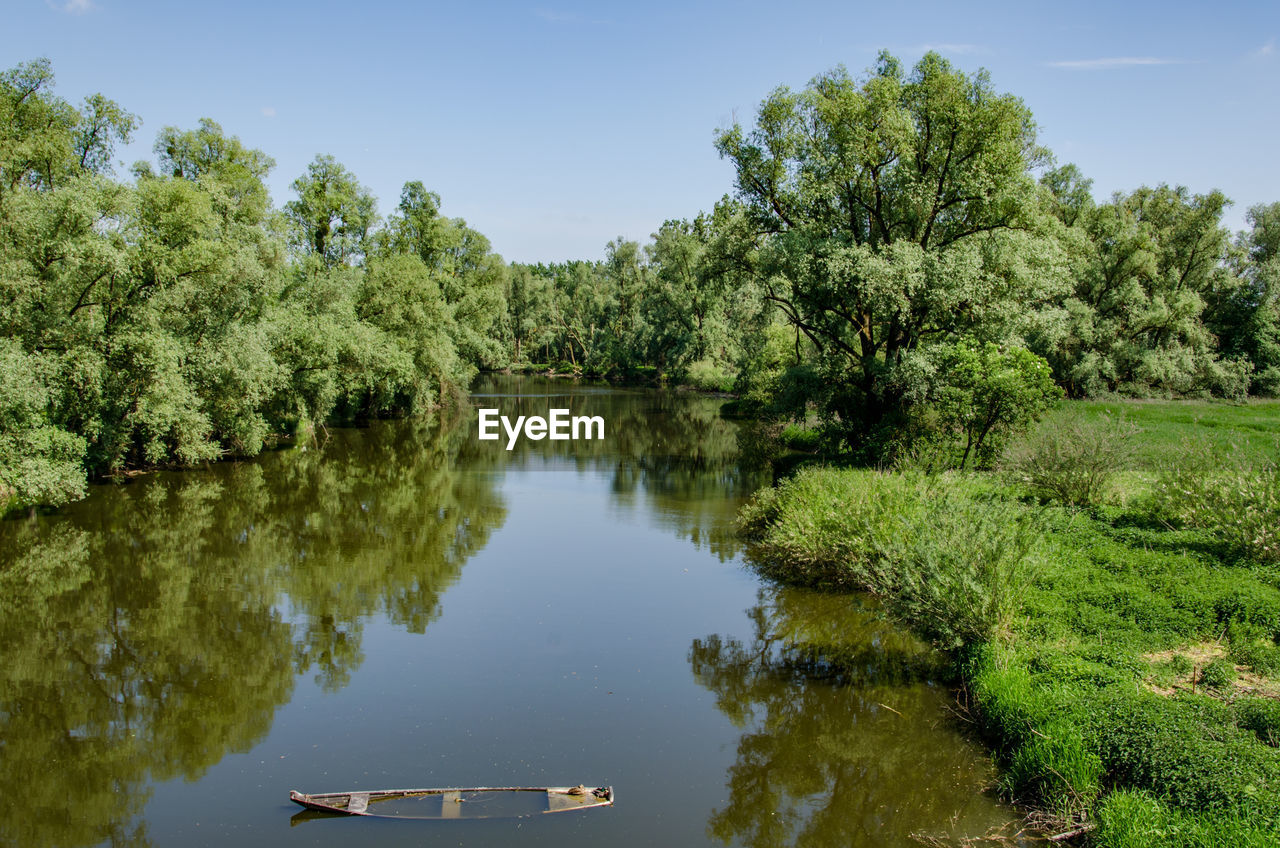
[{"left": 3, "top": 52, "right": 1279, "bottom": 512}]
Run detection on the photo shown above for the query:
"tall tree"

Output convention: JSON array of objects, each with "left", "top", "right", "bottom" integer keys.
[
  {"left": 285, "top": 154, "right": 377, "bottom": 267},
  {"left": 1218, "top": 203, "right": 1280, "bottom": 394},
  {"left": 715, "top": 51, "right": 1066, "bottom": 445},
  {"left": 1031, "top": 185, "right": 1250, "bottom": 398}
]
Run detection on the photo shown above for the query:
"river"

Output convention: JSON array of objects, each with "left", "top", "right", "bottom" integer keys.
[{"left": 0, "top": 375, "right": 1027, "bottom": 847}]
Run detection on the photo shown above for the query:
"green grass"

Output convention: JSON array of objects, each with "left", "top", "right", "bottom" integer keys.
[
  {"left": 739, "top": 400, "right": 1280, "bottom": 845},
  {"left": 1036, "top": 399, "right": 1280, "bottom": 472}
]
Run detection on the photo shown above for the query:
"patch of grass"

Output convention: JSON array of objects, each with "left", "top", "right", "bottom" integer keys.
[
  {"left": 738, "top": 414, "right": 1280, "bottom": 842},
  {"left": 1095, "top": 789, "right": 1279, "bottom": 848},
  {"left": 739, "top": 468, "right": 1039, "bottom": 649}
]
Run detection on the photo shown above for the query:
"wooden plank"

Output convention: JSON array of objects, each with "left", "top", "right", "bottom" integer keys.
[
  {"left": 441, "top": 790, "right": 461, "bottom": 819},
  {"left": 546, "top": 790, "right": 589, "bottom": 813}
]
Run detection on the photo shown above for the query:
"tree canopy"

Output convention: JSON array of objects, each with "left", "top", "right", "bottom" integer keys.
[{"left": 713, "top": 52, "right": 1069, "bottom": 448}]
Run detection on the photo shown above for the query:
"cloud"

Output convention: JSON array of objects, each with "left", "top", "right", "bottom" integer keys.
[
  {"left": 1249, "top": 38, "right": 1275, "bottom": 60},
  {"left": 1047, "top": 56, "right": 1190, "bottom": 70},
  {"left": 48, "top": 0, "right": 94, "bottom": 13},
  {"left": 260, "top": 106, "right": 276, "bottom": 118}
]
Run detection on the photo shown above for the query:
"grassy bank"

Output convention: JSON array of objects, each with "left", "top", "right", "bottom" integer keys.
[{"left": 738, "top": 400, "right": 1280, "bottom": 846}]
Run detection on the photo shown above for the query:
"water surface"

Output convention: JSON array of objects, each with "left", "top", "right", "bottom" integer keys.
[{"left": 0, "top": 375, "right": 1025, "bottom": 847}]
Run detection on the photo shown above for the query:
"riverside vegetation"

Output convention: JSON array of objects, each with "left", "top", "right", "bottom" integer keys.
[
  {"left": 4, "top": 47, "right": 1280, "bottom": 847},
  {"left": 4, "top": 51, "right": 1280, "bottom": 513},
  {"left": 739, "top": 400, "right": 1280, "bottom": 846}
]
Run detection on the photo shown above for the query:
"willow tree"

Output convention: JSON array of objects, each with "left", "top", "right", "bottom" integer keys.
[{"left": 716, "top": 51, "right": 1066, "bottom": 444}]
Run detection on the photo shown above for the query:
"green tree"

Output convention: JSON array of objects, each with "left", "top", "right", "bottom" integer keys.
[
  {"left": 715, "top": 52, "right": 1066, "bottom": 450},
  {"left": 0, "top": 58, "right": 136, "bottom": 198},
  {"left": 378, "top": 181, "right": 508, "bottom": 368},
  {"left": 1031, "top": 185, "right": 1250, "bottom": 398},
  {"left": 285, "top": 154, "right": 377, "bottom": 266},
  {"left": 1040, "top": 163, "right": 1096, "bottom": 228},
  {"left": 1217, "top": 203, "right": 1280, "bottom": 395},
  {"left": 899, "top": 340, "right": 1062, "bottom": 469}
]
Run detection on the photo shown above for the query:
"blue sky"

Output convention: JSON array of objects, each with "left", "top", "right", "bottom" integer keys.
[{"left": 8, "top": 0, "right": 1279, "bottom": 263}]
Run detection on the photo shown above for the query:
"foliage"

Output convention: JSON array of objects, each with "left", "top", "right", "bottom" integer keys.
[
  {"left": 897, "top": 340, "right": 1062, "bottom": 469},
  {"left": 1002, "top": 412, "right": 1138, "bottom": 506},
  {"left": 1087, "top": 691, "right": 1280, "bottom": 823},
  {"left": 740, "top": 404, "right": 1280, "bottom": 840},
  {"left": 1238, "top": 699, "right": 1280, "bottom": 748},
  {"left": 716, "top": 51, "right": 1067, "bottom": 450},
  {"left": 1214, "top": 203, "right": 1280, "bottom": 396},
  {"left": 499, "top": 201, "right": 764, "bottom": 384},
  {"left": 0, "top": 59, "right": 511, "bottom": 511},
  {"left": 1197, "top": 659, "right": 1236, "bottom": 691},
  {"left": 1095, "top": 789, "right": 1279, "bottom": 848},
  {"left": 739, "top": 467, "right": 1040, "bottom": 648},
  {"left": 0, "top": 340, "right": 86, "bottom": 509},
  {"left": 284, "top": 154, "right": 377, "bottom": 267},
  {"left": 1031, "top": 183, "right": 1252, "bottom": 399},
  {"left": 1150, "top": 450, "right": 1280, "bottom": 565}
]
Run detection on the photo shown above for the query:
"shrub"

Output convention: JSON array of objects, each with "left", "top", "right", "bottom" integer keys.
[
  {"left": 896, "top": 340, "right": 1063, "bottom": 470},
  {"left": 884, "top": 494, "right": 1040, "bottom": 648},
  {"left": 1002, "top": 414, "right": 1138, "bottom": 506},
  {"left": 1238, "top": 699, "right": 1280, "bottom": 748},
  {"left": 1198, "top": 659, "right": 1236, "bottom": 692},
  {"left": 1228, "top": 621, "right": 1280, "bottom": 676},
  {"left": 778, "top": 423, "right": 821, "bottom": 452},
  {"left": 1150, "top": 445, "right": 1280, "bottom": 565},
  {"left": 682, "top": 358, "right": 736, "bottom": 392},
  {"left": 738, "top": 468, "right": 1040, "bottom": 648}
]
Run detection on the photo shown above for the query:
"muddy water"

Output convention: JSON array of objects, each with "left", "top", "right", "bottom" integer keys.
[{"left": 0, "top": 375, "right": 1027, "bottom": 847}]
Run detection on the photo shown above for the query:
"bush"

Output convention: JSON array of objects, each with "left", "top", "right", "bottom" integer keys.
[
  {"left": 1150, "top": 445, "right": 1280, "bottom": 565},
  {"left": 739, "top": 468, "right": 1041, "bottom": 648},
  {"left": 1228, "top": 621, "right": 1280, "bottom": 676},
  {"left": 682, "top": 358, "right": 736, "bottom": 392},
  {"left": 1238, "top": 699, "right": 1280, "bottom": 748},
  {"left": 778, "top": 423, "right": 821, "bottom": 452},
  {"left": 1002, "top": 414, "right": 1137, "bottom": 506},
  {"left": 895, "top": 340, "right": 1063, "bottom": 470},
  {"left": 1198, "top": 659, "right": 1236, "bottom": 692}
]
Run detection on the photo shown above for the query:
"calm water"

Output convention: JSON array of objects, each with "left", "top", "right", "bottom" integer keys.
[{"left": 0, "top": 376, "right": 1026, "bottom": 847}]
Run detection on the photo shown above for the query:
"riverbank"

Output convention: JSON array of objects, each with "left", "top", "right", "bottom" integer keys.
[{"left": 737, "top": 399, "right": 1280, "bottom": 847}]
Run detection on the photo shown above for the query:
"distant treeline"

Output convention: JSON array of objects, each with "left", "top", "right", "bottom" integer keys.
[
  {"left": 505, "top": 52, "right": 1280, "bottom": 467},
  {"left": 3, "top": 52, "right": 1280, "bottom": 510}
]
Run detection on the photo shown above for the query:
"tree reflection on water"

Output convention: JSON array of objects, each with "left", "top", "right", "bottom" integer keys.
[
  {"left": 0, "top": 411, "right": 505, "bottom": 848},
  {"left": 690, "top": 586, "right": 1024, "bottom": 848}
]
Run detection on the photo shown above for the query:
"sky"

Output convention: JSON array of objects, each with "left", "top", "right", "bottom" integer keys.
[{"left": 7, "top": 0, "right": 1279, "bottom": 263}]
